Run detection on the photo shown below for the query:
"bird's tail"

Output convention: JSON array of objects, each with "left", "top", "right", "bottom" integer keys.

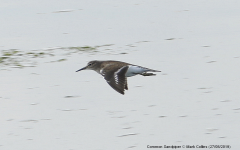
[{"left": 148, "top": 69, "right": 161, "bottom": 72}]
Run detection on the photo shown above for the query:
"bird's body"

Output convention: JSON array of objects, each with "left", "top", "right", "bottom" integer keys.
[{"left": 76, "top": 60, "right": 161, "bottom": 95}]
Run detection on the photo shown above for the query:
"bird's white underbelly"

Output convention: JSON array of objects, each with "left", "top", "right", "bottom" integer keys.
[{"left": 125, "top": 65, "right": 147, "bottom": 77}]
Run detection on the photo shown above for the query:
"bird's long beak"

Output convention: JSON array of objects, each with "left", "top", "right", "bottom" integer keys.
[{"left": 76, "top": 66, "right": 87, "bottom": 72}]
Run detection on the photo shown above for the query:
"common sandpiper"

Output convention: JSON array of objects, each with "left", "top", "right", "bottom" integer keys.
[{"left": 76, "top": 60, "right": 161, "bottom": 95}]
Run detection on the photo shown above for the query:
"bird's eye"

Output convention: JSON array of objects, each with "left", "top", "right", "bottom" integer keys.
[{"left": 88, "top": 63, "right": 92, "bottom": 66}]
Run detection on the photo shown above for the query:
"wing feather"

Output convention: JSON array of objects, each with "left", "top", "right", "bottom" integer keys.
[{"left": 104, "top": 66, "right": 129, "bottom": 95}]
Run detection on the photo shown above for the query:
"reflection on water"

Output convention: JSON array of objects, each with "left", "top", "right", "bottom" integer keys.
[
  {"left": 0, "top": 44, "right": 130, "bottom": 69},
  {"left": 0, "top": 41, "right": 145, "bottom": 70}
]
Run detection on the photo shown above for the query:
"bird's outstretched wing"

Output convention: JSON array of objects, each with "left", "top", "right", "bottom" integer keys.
[{"left": 103, "top": 66, "right": 129, "bottom": 95}]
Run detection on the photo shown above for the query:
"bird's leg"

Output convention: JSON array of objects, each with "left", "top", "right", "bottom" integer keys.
[{"left": 140, "top": 72, "right": 156, "bottom": 76}]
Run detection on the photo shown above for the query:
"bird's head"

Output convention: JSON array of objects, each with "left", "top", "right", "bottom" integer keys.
[{"left": 76, "top": 60, "right": 99, "bottom": 72}]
